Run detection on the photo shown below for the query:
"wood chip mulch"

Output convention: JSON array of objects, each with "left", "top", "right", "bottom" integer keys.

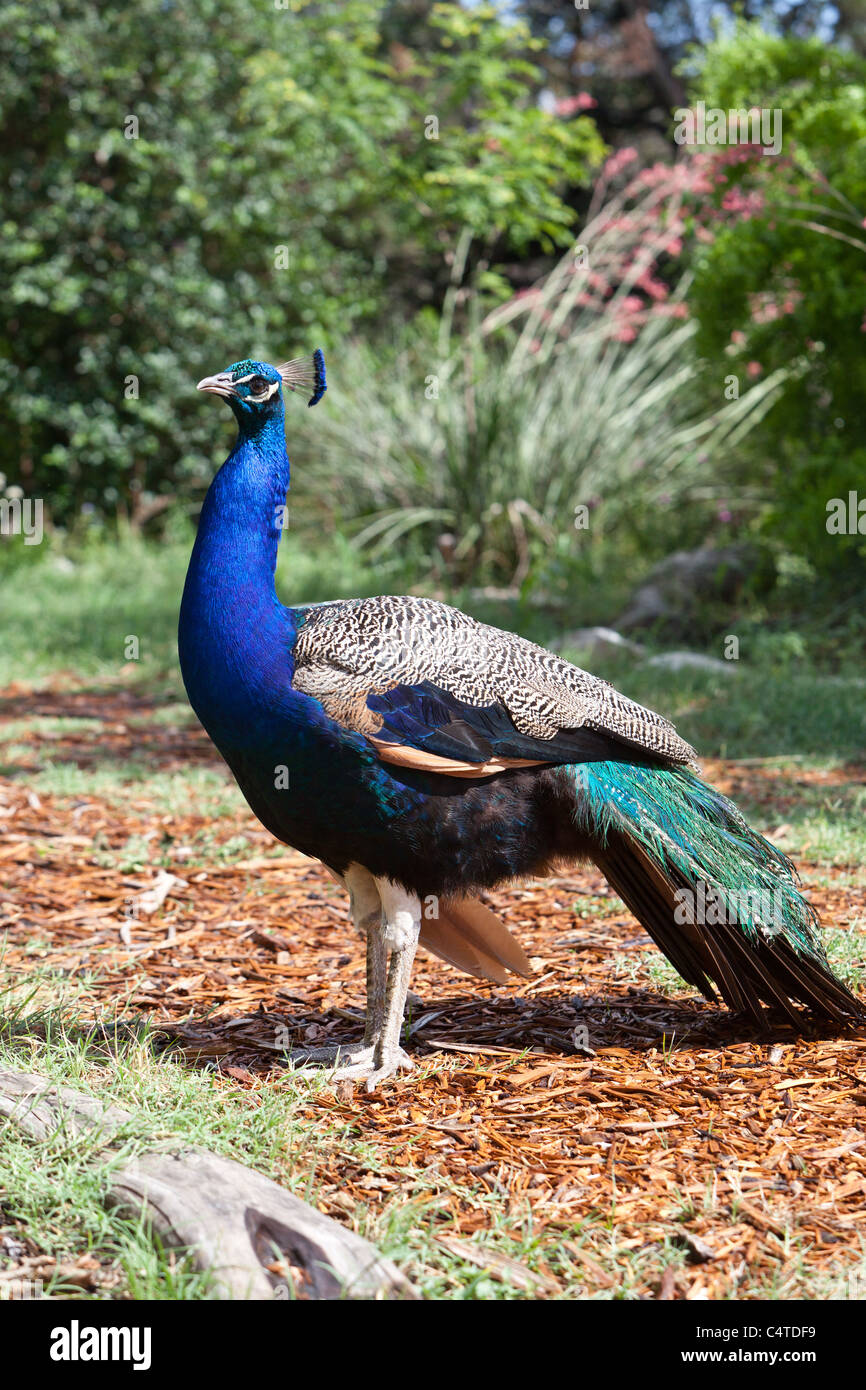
[{"left": 1, "top": 684, "right": 865, "bottom": 1298}]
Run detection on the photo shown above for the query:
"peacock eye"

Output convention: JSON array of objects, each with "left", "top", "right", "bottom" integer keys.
[{"left": 248, "top": 375, "right": 268, "bottom": 394}]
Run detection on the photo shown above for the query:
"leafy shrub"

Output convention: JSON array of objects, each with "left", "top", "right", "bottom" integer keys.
[
  {"left": 682, "top": 25, "right": 866, "bottom": 574},
  {"left": 0, "top": 0, "right": 601, "bottom": 521},
  {"left": 298, "top": 168, "right": 788, "bottom": 588}
]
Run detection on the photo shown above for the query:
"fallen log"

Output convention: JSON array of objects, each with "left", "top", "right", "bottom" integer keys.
[{"left": 0, "top": 1068, "right": 416, "bottom": 1301}]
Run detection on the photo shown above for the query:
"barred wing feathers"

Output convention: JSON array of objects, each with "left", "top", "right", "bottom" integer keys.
[{"left": 292, "top": 596, "right": 697, "bottom": 773}]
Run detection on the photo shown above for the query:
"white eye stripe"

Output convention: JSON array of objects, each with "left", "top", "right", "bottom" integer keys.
[{"left": 233, "top": 375, "right": 280, "bottom": 402}]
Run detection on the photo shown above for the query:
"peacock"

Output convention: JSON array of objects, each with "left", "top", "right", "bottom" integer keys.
[{"left": 178, "top": 352, "right": 863, "bottom": 1088}]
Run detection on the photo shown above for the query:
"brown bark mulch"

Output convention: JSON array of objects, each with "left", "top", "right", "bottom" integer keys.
[{"left": 1, "top": 683, "right": 865, "bottom": 1299}]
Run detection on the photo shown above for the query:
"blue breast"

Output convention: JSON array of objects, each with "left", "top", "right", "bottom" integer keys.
[{"left": 177, "top": 426, "right": 423, "bottom": 860}]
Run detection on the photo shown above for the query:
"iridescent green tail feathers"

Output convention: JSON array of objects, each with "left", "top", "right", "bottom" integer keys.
[{"left": 564, "top": 761, "right": 863, "bottom": 1028}]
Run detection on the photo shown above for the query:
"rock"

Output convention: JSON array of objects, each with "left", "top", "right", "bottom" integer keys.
[
  {"left": 644, "top": 651, "right": 737, "bottom": 675},
  {"left": 553, "top": 626, "right": 645, "bottom": 662},
  {"left": 617, "top": 545, "right": 758, "bottom": 636}
]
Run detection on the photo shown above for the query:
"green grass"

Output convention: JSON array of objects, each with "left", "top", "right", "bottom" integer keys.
[
  {"left": 0, "top": 528, "right": 411, "bottom": 688},
  {"left": 19, "top": 760, "right": 246, "bottom": 816},
  {"left": 748, "top": 779, "right": 866, "bottom": 867},
  {"left": 2, "top": 529, "right": 864, "bottom": 762},
  {"left": 557, "top": 651, "right": 866, "bottom": 764}
]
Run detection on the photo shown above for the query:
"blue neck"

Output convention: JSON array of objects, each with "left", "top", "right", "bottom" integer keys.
[
  {"left": 179, "top": 404, "right": 298, "bottom": 732},
  {"left": 188, "top": 406, "right": 290, "bottom": 612}
]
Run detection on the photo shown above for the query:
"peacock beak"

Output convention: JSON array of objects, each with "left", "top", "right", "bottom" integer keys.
[{"left": 197, "top": 372, "right": 235, "bottom": 398}]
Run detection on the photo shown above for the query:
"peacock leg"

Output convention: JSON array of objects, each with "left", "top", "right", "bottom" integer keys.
[
  {"left": 360, "top": 878, "right": 420, "bottom": 1091},
  {"left": 285, "top": 870, "right": 419, "bottom": 1087},
  {"left": 286, "top": 866, "right": 389, "bottom": 1076}
]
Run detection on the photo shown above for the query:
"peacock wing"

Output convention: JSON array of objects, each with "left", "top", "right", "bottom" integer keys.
[{"left": 291, "top": 595, "right": 698, "bottom": 777}]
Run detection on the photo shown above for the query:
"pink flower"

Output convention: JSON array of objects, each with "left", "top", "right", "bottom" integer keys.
[
  {"left": 602, "top": 147, "right": 638, "bottom": 181},
  {"left": 636, "top": 270, "right": 669, "bottom": 301},
  {"left": 637, "top": 163, "right": 671, "bottom": 189},
  {"left": 746, "top": 361, "right": 762, "bottom": 378},
  {"left": 731, "top": 330, "right": 746, "bottom": 346},
  {"left": 749, "top": 292, "right": 778, "bottom": 325},
  {"left": 555, "top": 93, "right": 597, "bottom": 117},
  {"left": 721, "top": 188, "right": 765, "bottom": 219}
]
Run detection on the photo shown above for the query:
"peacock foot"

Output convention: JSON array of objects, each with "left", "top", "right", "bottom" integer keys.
[
  {"left": 286, "top": 1041, "right": 413, "bottom": 1090},
  {"left": 359, "top": 1045, "right": 415, "bottom": 1093}
]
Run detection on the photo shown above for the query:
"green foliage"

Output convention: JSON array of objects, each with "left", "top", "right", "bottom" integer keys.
[
  {"left": 297, "top": 221, "right": 788, "bottom": 587},
  {"left": 683, "top": 25, "right": 866, "bottom": 573},
  {"left": 0, "top": 0, "right": 602, "bottom": 521}
]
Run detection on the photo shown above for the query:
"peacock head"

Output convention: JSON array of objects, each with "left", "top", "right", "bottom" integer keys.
[{"left": 197, "top": 352, "right": 326, "bottom": 429}]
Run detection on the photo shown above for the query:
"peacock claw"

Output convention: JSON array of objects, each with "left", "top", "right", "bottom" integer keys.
[{"left": 362, "top": 1047, "right": 415, "bottom": 1093}]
